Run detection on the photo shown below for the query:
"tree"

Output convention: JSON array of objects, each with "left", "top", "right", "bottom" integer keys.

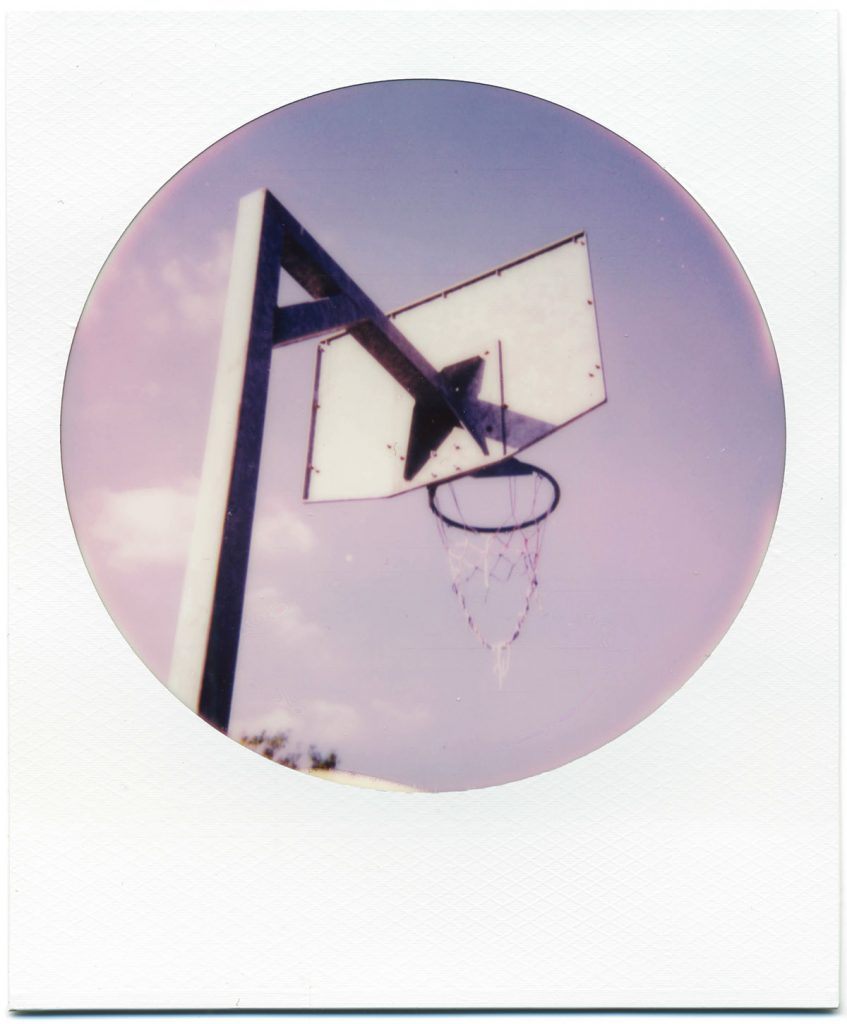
[
  {"left": 307, "top": 746, "right": 338, "bottom": 771},
  {"left": 239, "top": 730, "right": 339, "bottom": 772}
]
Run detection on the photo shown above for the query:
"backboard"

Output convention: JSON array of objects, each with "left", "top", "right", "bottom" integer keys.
[{"left": 304, "top": 233, "right": 605, "bottom": 502}]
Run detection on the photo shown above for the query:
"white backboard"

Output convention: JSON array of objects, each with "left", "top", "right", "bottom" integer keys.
[{"left": 305, "top": 234, "right": 605, "bottom": 501}]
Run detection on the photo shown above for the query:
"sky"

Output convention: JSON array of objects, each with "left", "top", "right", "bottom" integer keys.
[{"left": 61, "top": 80, "right": 785, "bottom": 792}]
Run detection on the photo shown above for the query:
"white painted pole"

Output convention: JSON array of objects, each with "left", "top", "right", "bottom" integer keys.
[
  {"left": 168, "top": 189, "right": 281, "bottom": 720},
  {"left": 166, "top": 187, "right": 470, "bottom": 729}
]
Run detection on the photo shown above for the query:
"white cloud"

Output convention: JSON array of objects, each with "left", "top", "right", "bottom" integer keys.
[
  {"left": 231, "top": 697, "right": 362, "bottom": 749},
  {"left": 244, "top": 584, "right": 324, "bottom": 645},
  {"left": 149, "top": 230, "right": 235, "bottom": 339},
  {"left": 90, "top": 480, "right": 315, "bottom": 576},
  {"left": 91, "top": 479, "right": 198, "bottom": 570},
  {"left": 307, "top": 698, "right": 363, "bottom": 743},
  {"left": 161, "top": 230, "right": 233, "bottom": 295},
  {"left": 160, "top": 257, "right": 187, "bottom": 292},
  {"left": 232, "top": 703, "right": 302, "bottom": 741},
  {"left": 251, "top": 505, "right": 317, "bottom": 558},
  {"left": 237, "top": 582, "right": 340, "bottom": 677}
]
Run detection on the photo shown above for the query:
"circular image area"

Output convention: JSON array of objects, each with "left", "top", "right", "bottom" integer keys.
[{"left": 62, "top": 80, "right": 785, "bottom": 792}]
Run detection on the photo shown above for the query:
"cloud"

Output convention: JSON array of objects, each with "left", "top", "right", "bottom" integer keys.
[
  {"left": 233, "top": 703, "right": 301, "bottom": 741},
  {"left": 251, "top": 505, "right": 317, "bottom": 558},
  {"left": 231, "top": 697, "right": 362, "bottom": 749},
  {"left": 238, "top": 579, "right": 342, "bottom": 667},
  {"left": 91, "top": 479, "right": 198, "bottom": 570},
  {"left": 307, "top": 699, "right": 363, "bottom": 743},
  {"left": 159, "top": 230, "right": 234, "bottom": 337},
  {"left": 89, "top": 478, "right": 316, "bottom": 576},
  {"left": 89, "top": 229, "right": 233, "bottom": 349},
  {"left": 244, "top": 584, "right": 324, "bottom": 645}
]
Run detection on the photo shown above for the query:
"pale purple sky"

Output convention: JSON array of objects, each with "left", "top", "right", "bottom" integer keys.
[{"left": 62, "top": 81, "right": 784, "bottom": 791}]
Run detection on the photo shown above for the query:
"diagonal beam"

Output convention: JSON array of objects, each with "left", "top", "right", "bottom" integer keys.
[
  {"left": 274, "top": 294, "right": 363, "bottom": 345},
  {"left": 264, "top": 193, "right": 489, "bottom": 454}
]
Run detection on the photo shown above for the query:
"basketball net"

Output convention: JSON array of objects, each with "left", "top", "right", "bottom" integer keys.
[{"left": 431, "top": 465, "right": 556, "bottom": 686}]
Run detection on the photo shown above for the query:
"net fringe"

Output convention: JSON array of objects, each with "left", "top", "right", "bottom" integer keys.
[{"left": 435, "top": 472, "right": 549, "bottom": 687}]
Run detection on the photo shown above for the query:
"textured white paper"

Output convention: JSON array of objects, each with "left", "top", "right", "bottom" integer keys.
[{"left": 7, "top": 12, "right": 839, "bottom": 1010}]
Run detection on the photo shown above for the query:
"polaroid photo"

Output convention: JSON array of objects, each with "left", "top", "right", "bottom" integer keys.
[{"left": 7, "top": 11, "right": 839, "bottom": 1011}]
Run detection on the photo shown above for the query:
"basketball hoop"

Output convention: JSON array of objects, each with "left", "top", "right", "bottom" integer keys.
[
  {"left": 171, "top": 187, "right": 602, "bottom": 730},
  {"left": 428, "top": 458, "right": 560, "bottom": 685}
]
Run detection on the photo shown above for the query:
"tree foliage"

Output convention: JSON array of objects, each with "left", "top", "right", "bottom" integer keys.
[{"left": 240, "top": 730, "right": 339, "bottom": 772}]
